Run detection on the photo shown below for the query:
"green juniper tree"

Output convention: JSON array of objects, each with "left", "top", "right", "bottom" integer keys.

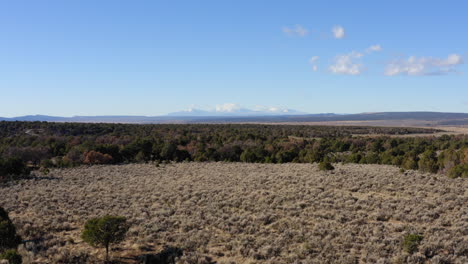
[
  {"left": 0, "top": 207, "right": 22, "bottom": 264},
  {"left": 0, "top": 207, "right": 22, "bottom": 252},
  {"left": 81, "top": 215, "right": 129, "bottom": 262}
]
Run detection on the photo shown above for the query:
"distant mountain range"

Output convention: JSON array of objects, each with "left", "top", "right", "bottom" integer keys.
[{"left": 0, "top": 112, "right": 467, "bottom": 126}]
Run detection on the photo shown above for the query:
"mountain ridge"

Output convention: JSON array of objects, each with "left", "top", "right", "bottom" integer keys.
[{"left": 0, "top": 111, "right": 467, "bottom": 125}]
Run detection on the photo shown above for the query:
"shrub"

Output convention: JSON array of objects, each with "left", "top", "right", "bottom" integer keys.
[
  {"left": 437, "top": 149, "right": 459, "bottom": 173},
  {"left": 81, "top": 215, "right": 129, "bottom": 261},
  {"left": 319, "top": 161, "right": 334, "bottom": 171},
  {"left": 83, "top": 151, "right": 113, "bottom": 165},
  {"left": 40, "top": 159, "right": 54, "bottom": 168},
  {"left": 401, "top": 156, "right": 418, "bottom": 170},
  {"left": 403, "top": 233, "right": 424, "bottom": 254},
  {"left": 418, "top": 150, "right": 438, "bottom": 173},
  {"left": 447, "top": 164, "right": 468, "bottom": 178},
  {"left": 0, "top": 158, "right": 29, "bottom": 179},
  {"left": 0, "top": 249, "right": 22, "bottom": 264},
  {"left": 240, "top": 149, "right": 259, "bottom": 163},
  {"left": 62, "top": 148, "right": 84, "bottom": 166},
  {"left": 363, "top": 152, "right": 381, "bottom": 164},
  {"left": 0, "top": 207, "right": 22, "bottom": 252}
]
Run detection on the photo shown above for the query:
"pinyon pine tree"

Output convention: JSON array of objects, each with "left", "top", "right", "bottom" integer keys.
[{"left": 82, "top": 215, "right": 129, "bottom": 262}]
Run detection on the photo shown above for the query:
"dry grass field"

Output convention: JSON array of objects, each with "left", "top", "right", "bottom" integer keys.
[
  {"left": 0, "top": 163, "right": 467, "bottom": 263},
  {"left": 256, "top": 123, "right": 468, "bottom": 137}
]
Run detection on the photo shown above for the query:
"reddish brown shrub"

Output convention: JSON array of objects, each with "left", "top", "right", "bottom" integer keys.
[{"left": 83, "top": 151, "right": 113, "bottom": 165}]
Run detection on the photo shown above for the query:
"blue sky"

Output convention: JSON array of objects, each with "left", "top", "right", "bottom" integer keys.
[{"left": 0, "top": 0, "right": 467, "bottom": 117}]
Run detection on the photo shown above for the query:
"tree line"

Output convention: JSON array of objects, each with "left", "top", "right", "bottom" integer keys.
[{"left": 0, "top": 121, "right": 466, "bottom": 180}]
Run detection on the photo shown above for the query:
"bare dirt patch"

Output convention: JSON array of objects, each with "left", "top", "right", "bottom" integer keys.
[{"left": 0, "top": 163, "right": 467, "bottom": 263}]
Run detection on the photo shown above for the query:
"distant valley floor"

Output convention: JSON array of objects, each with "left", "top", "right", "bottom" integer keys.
[{"left": 250, "top": 121, "right": 468, "bottom": 136}]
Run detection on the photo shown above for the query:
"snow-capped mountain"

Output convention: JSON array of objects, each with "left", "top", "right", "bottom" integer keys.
[{"left": 167, "top": 104, "right": 308, "bottom": 116}]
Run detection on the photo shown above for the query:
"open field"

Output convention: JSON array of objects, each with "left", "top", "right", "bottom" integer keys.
[
  {"left": 0, "top": 163, "right": 467, "bottom": 263},
  {"left": 252, "top": 122, "right": 468, "bottom": 137}
]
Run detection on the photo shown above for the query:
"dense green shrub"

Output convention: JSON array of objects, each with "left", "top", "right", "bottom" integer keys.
[
  {"left": 402, "top": 233, "right": 424, "bottom": 254},
  {"left": 401, "top": 156, "right": 418, "bottom": 170},
  {"left": 240, "top": 148, "right": 266, "bottom": 163},
  {"left": 437, "top": 149, "right": 459, "bottom": 172},
  {"left": 82, "top": 215, "right": 129, "bottom": 261},
  {"left": 0, "top": 158, "right": 29, "bottom": 180},
  {"left": 363, "top": 152, "right": 381, "bottom": 164},
  {"left": 346, "top": 152, "right": 362, "bottom": 163},
  {"left": 418, "top": 150, "right": 439, "bottom": 173},
  {"left": 319, "top": 160, "right": 335, "bottom": 171},
  {"left": 275, "top": 150, "right": 298, "bottom": 163},
  {"left": 447, "top": 164, "right": 468, "bottom": 178}
]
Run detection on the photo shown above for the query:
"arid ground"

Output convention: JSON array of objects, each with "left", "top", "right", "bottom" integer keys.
[
  {"left": 255, "top": 123, "right": 468, "bottom": 137},
  {"left": 0, "top": 163, "right": 467, "bottom": 263}
]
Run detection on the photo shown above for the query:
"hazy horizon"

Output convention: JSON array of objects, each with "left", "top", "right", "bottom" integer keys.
[{"left": 2, "top": 109, "right": 468, "bottom": 119}]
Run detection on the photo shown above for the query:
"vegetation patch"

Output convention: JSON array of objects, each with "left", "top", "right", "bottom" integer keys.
[
  {"left": 0, "top": 163, "right": 466, "bottom": 263},
  {"left": 403, "top": 233, "right": 424, "bottom": 254},
  {"left": 82, "top": 215, "right": 129, "bottom": 262},
  {"left": 0, "top": 207, "right": 22, "bottom": 264},
  {"left": 0, "top": 249, "right": 22, "bottom": 264},
  {"left": 0, "top": 122, "right": 465, "bottom": 181},
  {"left": 318, "top": 160, "right": 334, "bottom": 171}
]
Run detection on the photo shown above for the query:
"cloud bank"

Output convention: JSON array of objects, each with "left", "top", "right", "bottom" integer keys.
[
  {"left": 328, "top": 45, "right": 382, "bottom": 75},
  {"left": 170, "top": 104, "right": 307, "bottom": 116},
  {"left": 329, "top": 51, "right": 364, "bottom": 75},
  {"left": 215, "top": 103, "right": 242, "bottom": 113},
  {"left": 385, "top": 54, "right": 463, "bottom": 76}
]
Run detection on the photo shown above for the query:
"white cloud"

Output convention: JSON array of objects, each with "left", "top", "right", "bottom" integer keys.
[
  {"left": 253, "top": 105, "right": 294, "bottom": 113},
  {"left": 332, "top": 25, "right": 345, "bottom": 39},
  {"left": 329, "top": 51, "right": 364, "bottom": 75},
  {"left": 176, "top": 104, "right": 306, "bottom": 116},
  {"left": 215, "top": 103, "right": 241, "bottom": 112},
  {"left": 436, "top": 54, "right": 463, "bottom": 66},
  {"left": 282, "top": 25, "right": 308, "bottom": 37},
  {"left": 385, "top": 54, "right": 464, "bottom": 76},
  {"left": 366, "top": 44, "right": 382, "bottom": 53},
  {"left": 309, "top": 56, "right": 319, "bottom": 71},
  {"left": 309, "top": 56, "right": 319, "bottom": 63}
]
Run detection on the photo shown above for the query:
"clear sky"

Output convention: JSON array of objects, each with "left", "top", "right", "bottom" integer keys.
[{"left": 0, "top": 0, "right": 467, "bottom": 117}]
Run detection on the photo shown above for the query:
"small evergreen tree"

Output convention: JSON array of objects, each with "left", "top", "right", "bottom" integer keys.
[
  {"left": 319, "top": 159, "right": 335, "bottom": 171},
  {"left": 418, "top": 150, "right": 438, "bottom": 173},
  {"left": 81, "top": 215, "right": 129, "bottom": 261},
  {"left": 0, "top": 158, "right": 29, "bottom": 181},
  {"left": 401, "top": 156, "right": 418, "bottom": 170},
  {"left": 447, "top": 164, "right": 468, "bottom": 178},
  {"left": 0, "top": 207, "right": 22, "bottom": 253},
  {"left": 240, "top": 149, "right": 258, "bottom": 163},
  {"left": 402, "top": 233, "right": 423, "bottom": 254}
]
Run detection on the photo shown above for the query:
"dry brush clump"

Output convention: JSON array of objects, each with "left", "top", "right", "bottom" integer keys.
[{"left": 0, "top": 163, "right": 467, "bottom": 263}]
